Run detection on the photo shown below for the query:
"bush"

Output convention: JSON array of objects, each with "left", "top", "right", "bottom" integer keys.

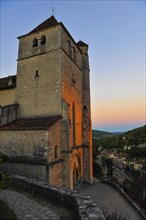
[
  {"left": 0, "top": 199, "right": 17, "bottom": 220},
  {"left": 102, "top": 207, "right": 126, "bottom": 220},
  {"left": 0, "top": 152, "right": 11, "bottom": 190},
  {"left": 93, "top": 161, "right": 102, "bottom": 177}
]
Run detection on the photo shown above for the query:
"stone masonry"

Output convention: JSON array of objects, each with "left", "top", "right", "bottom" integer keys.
[{"left": 0, "top": 15, "right": 93, "bottom": 190}]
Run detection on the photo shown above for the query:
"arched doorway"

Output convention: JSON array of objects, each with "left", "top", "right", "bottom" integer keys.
[{"left": 72, "top": 153, "right": 81, "bottom": 188}]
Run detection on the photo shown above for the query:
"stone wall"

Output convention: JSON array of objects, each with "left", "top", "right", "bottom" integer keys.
[
  {"left": 0, "top": 88, "right": 16, "bottom": 106},
  {"left": 0, "top": 129, "right": 49, "bottom": 182},
  {"left": 16, "top": 25, "right": 62, "bottom": 118},
  {"left": 0, "top": 130, "right": 48, "bottom": 157},
  {"left": 2, "top": 162, "right": 47, "bottom": 182},
  {"left": 48, "top": 119, "right": 61, "bottom": 161},
  {"left": 49, "top": 162, "right": 63, "bottom": 187},
  {"left": 79, "top": 46, "right": 93, "bottom": 184},
  {"left": 11, "top": 175, "right": 106, "bottom": 220},
  {"left": 61, "top": 25, "right": 93, "bottom": 187},
  {"left": 61, "top": 26, "right": 84, "bottom": 190}
]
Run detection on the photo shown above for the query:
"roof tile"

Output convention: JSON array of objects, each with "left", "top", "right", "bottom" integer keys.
[
  {"left": 29, "top": 15, "right": 59, "bottom": 34},
  {"left": 0, "top": 116, "right": 62, "bottom": 130}
]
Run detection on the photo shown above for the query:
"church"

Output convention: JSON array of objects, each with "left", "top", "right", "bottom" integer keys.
[{"left": 0, "top": 15, "right": 93, "bottom": 190}]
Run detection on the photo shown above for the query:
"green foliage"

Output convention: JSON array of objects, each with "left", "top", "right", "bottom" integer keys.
[
  {"left": 102, "top": 157, "right": 113, "bottom": 176},
  {"left": 127, "top": 147, "right": 146, "bottom": 157},
  {"left": 125, "top": 125, "right": 146, "bottom": 144},
  {"left": 93, "top": 162, "right": 102, "bottom": 177},
  {"left": 92, "top": 125, "right": 146, "bottom": 151},
  {"left": 0, "top": 199, "right": 18, "bottom": 220},
  {"left": 0, "top": 152, "right": 7, "bottom": 164},
  {"left": 0, "top": 171, "right": 11, "bottom": 190},
  {"left": 0, "top": 152, "right": 11, "bottom": 190},
  {"left": 142, "top": 160, "right": 146, "bottom": 171}
]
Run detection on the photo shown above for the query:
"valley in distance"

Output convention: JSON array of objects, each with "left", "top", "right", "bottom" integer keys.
[{"left": 92, "top": 124, "right": 146, "bottom": 211}]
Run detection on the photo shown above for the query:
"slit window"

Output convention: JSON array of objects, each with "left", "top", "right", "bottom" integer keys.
[
  {"left": 84, "top": 106, "right": 87, "bottom": 111},
  {"left": 55, "top": 145, "right": 58, "bottom": 159},
  {"left": 72, "top": 102, "right": 76, "bottom": 145},
  {"left": 33, "top": 38, "right": 38, "bottom": 47},
  {"left": 73, "top": 47, "right": 76, "bottom": 61},
  {"left": 41, "top": 36, "right": 46, "bottom": 45},
  {"left": 34, "top": 70, "right": 39, "bottom": 78},
  {"left": 68, "top": 40, "right": 72, "bottom": 56}
]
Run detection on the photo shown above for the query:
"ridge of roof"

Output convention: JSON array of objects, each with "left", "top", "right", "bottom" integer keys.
[
  {"left": 29, "top": 15, "right": 59, "bottom": 34},
  {"left": 77, "top": 40, "right": 88, "bottom": 47}
]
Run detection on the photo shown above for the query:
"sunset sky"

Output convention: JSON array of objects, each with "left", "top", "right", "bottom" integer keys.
[{"left": 0, "top": 0, "right": 145, "bottom": 132}]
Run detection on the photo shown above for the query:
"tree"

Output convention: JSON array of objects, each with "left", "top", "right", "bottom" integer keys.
[{"left": 0, "top": 152, "right": 11, "bottom": 190}]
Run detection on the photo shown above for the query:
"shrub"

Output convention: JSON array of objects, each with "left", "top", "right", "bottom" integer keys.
[
  {"left": 102, "top": 207, "right": 126, "bottom": 220},
  {"left": 0, "top": 152, "right": 11, "bottom": 190}
]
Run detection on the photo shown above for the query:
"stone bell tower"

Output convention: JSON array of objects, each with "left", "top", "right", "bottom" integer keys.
[
  {"left": 16, "top": 16, "right": 62, "bottom": 118},
  {"left": 9, "top": 15, "right": 93, "bottom": 190}
]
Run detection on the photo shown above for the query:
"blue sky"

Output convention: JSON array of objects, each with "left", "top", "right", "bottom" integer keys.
[{"left": 0, "top": 0, "right": 145, "bottom": 132}]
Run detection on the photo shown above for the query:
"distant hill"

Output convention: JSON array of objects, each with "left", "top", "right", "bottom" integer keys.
[
  {"left": 92, "top": 130, "right": 113, "bottom": 139},
  {"left": 111, "top": 132, "right": 125, "bottom": 135},
  {"left": 92, "top": 125, "right": 146, "bottom": 149},
  {"left": 121, "top": 125, "right": 146, "bottom": 145}
]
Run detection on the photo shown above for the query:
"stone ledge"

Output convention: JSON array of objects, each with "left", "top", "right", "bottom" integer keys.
[{"left": 11, "top": 175, "right": 105, "bottom": 220}]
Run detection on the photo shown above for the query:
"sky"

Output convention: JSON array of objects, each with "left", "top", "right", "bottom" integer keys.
[{"left": 0, "top": 0, "right": 146, "bottom": 132}]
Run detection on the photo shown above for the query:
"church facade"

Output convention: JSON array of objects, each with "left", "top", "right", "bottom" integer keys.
[{"left": 0, "top": 16, "right": 93, "bottom": 190}]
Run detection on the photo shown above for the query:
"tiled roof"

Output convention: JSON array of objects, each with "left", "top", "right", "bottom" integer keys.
[
  {"left": 77, "top": 40, "right": 88, "bottom": 47},
  {"left": 0, "top": 75, "right": 16, "bottom": 90},
  {"left": 29, "top": 15, "right": 59, "bottom": 34},
  {"left": 0, "top": 116, "right": 62, "bottom": 130}
]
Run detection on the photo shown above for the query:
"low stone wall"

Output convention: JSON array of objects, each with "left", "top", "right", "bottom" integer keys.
[
  {"left": 2, "top": 162, "right": 47, "bottom": 182},
  {"left": 101, "top": 179, "right": 146, "bottom": 220},
  {"left": 11, "top": 175, "right": 105, "bottom": 220}
]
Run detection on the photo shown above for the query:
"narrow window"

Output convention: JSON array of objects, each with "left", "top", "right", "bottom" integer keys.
[
  {"left": 84, "top": 106, "right": 87, "bottom": 111},
  {"left": 71, "top": 74, "right": 76, "bottom": 87},
  {"left": 68, "top": 40, "right": 72, "bottom": 57},
  {"left": 41, "top": 36, "right": 46, "bottom": 45},
  {"left": 34, "top": 70, "right": 39, "bottom": 78},
  {"left": 33, "top": 38, "right": 38, "bottom": 47},
  {"left": 73, "top": 47, "right": 76, "bottom": 61},
  {"left": 55, "top": 145, "right": 58, "bottom": 159},
  {"left": 72, "top": 102, "right": 76, "bottom": 145}
]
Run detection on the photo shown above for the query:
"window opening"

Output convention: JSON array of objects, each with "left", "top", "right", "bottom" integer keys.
[
  {"left": 41, "top": 36, "right": 46, "bottom": 45},
  {"left": 84, "top": 106, "right": 87, "bottom": 111},
  {"left": 72, "top": 102, "right": 76, "bottom": 145},
  {"left": 71, "top": 74, "right": 76, "bottom": 87},
  {"left": 68, "top": 40, "right": 72, "bottom": 57},
  {"left": 55, "top": 145, "right": 58, "bottom": 159},
  {"left": 33, "top": 38, "right": 38, "bottom": 47},
  {"left": 73, "top": 47, "right": 76, "bottom": 61},
  {"left": 34, "top": 70, "right": 39, "bottom": 78}
]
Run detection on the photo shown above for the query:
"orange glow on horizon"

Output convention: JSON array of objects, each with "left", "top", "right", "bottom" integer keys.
[{"left": 91, "top": 97, "right": 145, "bottom": 126}]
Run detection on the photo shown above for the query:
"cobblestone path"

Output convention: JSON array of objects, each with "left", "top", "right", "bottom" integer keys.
[{"left": 0, "top": 189, "right": 71, "bottom": 220}]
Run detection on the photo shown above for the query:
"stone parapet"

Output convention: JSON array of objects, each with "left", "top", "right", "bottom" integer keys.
[{"left": 11, "top": 175, "right": 105, "bottom": 220}]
